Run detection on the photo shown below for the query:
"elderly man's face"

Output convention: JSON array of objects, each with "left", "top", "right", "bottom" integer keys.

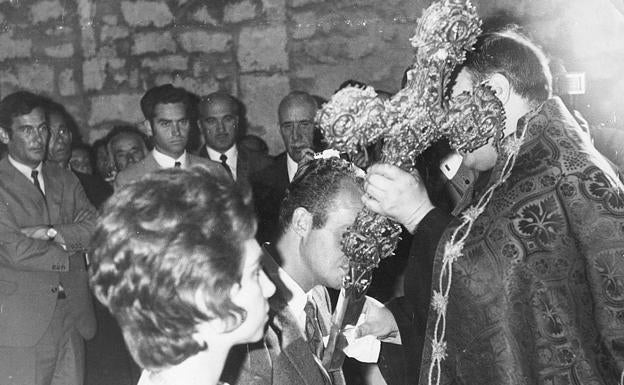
[
  {"left": 95, "top": 144, "right": 116, "bottom": 179},
  {"left": 300, "top": 183, "right": 362, "bottom": 290},
  {"left": 110, "top": 133, "right": 146, "bottom": 172},
  {"left": 47, "top": 112, "right": 73, "bottom": 164},
  {"left": 70, "top": 148, "right": 93, "bottom": 175},
  {"left": 279, "top": 103, "right": 316, "bottom": 163},
  {"left": 198, "top": 98, "right": 239, "bottom": 153}
]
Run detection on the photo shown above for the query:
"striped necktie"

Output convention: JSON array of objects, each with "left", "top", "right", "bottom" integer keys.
[{"left": 304, "top": 299, "right": 324, "bottom": 359}]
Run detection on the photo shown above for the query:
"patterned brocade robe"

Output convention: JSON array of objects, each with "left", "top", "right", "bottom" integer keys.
[{"left": 419, "top": 97, "right": 624, "bottom": 385}]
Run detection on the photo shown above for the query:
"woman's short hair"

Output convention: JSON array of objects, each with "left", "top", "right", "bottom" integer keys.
[{"left": 90, "top": 165, "right": 256, "bottom": 370}]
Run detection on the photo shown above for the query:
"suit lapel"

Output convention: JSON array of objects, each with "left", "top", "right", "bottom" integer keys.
[
  {"left": 145, "top": 152, "right": 161, "bottom": 172},
  {"left": 41, "top": 164, "right": 62, "bottom": 223},
  {"left": 236, "top": 147, "right": 250, "bottom": 181},
  {"left": 261, "top": 244, "right": 332, "bottom": 385},
  {"left": 198, "top": 146, "right": 210, "bottom": 159},
  {"left": 0, "top": 158, "right": 51, "bottom": 223},
  {"left": 277, "top": 154, "right": 290, "bottom": 192},
  {"left": 269, "top": 297, "right": 331, "bottom": 385}
]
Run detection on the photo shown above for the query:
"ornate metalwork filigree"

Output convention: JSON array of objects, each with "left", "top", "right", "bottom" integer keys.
[{"left": 317, "top": 0, "right": 504, "bottom": 280}]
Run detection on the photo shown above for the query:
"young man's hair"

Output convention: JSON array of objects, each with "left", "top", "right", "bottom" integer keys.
[
  {"left": 90, "top": 165, "right": 256, "bottom": 370},
  {"left": 278, "top": 157, "right": 363, "bottom": 234},
  {"left": 140, "top": 84, "right": 192, "bottom": 122},
  {"left": 462, "top": 26, "right": 552, "bottom": 105},
  {"left": 0, "top": 91, "right": 47, "bottom": 137}
]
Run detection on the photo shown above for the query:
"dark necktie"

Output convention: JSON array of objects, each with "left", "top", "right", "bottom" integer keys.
[
  {"left": 31, "top": 169, "right": 45, "bottom": 197},
  {"left": 304, "top": 299, "right": 324, "bottom": 360},
  {"left": 174, "top": 161, "right": 181, "bottom": 168},
  {"left": 220, "top": 153, "right": 233, "bottom": 177}
]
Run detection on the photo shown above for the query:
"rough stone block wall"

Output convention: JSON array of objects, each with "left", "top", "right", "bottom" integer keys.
[{"left": 0, "top": 0, "right": 622, "bottom": 154}]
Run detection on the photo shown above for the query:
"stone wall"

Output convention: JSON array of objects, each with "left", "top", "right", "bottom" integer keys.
[{"left": 0, "top": 0, "right": 622, "bottom": 154}]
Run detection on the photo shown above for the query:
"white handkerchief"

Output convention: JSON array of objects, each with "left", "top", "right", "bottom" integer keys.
[{"left": 341, "top": 312, "right": 381, "bottom": 363}]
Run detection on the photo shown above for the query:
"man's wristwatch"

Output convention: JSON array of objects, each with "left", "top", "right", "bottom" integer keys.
[{"left": 46, "top": 226, "right": 57, "bottom": 241}]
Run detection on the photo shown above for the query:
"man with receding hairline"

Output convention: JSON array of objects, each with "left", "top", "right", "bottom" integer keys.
[
  {"left": 197, "top": 92, "right": 271, "bottom": 184},
  {"left": 106, "top": 125, "right": 148, "bottom": 173},
  {"left": 251, "top": 91, "right": 319, "bottom": 243}
]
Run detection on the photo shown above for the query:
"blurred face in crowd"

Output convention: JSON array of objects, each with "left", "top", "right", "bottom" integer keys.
[
  {"left": 300, "top": 183, "right": 362, "bottom": 290},
  {"left": 47, "top": 112, "right": 72, "bottom": 165},
  {"left": 198, "top": 97, "right": 239, "bottom": 153},
  {"left": 70, "top": 147, "right": 93, "bottom": 175},
  {"left": 0, "top": 107, "right": 48, "bottom": 168},
  {"left": 148, "top": 102, "right": 190, "bottom": 158},
  {"left": 279, "top": 101, "right": 316, "bottom": 163},
  {"left": 208, "top": 239, "right": 276, "bottom": 345},
  {"left": 95, "top": 143, "right": 115, "bottom": 179},
  {"left": 110, "top": 133, "right": 147, "bottom": 172}
]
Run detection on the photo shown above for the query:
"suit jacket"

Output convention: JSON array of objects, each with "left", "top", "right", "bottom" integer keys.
[
  {"left": 223, "top": 244, "right": 345, "bottom": 385},
  {"left": 251, "top": 153, "right": 290, "bottom": 243},
  {"left": 0, "top": 158, "right": 96, "bottom": 347},
  {"left": 74, "top": 170, "right": 113, "bottom": 209},
  {"left": 198, "top": 144, "right": 272, "bottom": 185},
  {"left": 114, "top": 151, "right": 226, "bottom": 190}
]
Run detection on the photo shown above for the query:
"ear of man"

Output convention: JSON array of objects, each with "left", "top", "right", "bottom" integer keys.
[
  {"left": 0, "top": 127, "right": 9, "bottom": 144},
  {"left": 143, "top": 119, "right": 153, "bottom": 137},
  {"left": 486, "top": 73, "right": 512, "bottom": 106},
  {"left": 291, "top": 207, "right": 313, "bottom": 238}
]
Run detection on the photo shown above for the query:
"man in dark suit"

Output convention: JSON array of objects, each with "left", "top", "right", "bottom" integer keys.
[
  {"left": 45, "top": 100, "right": 112, "bottom": 209},
  {"left": 252, "top": 91, "right": 318, "bottom": 243},
  {"left": 0, "top": 91, "right": 96, "bottom": 385},
  {"left": 197, "top": 92, "right": 271, "bottom": 184},
  {"left": 115, "top": 84, "right": 224, "bottom": 189},
  {"left": 225, "top": 157, "right": 378, "bottom": 385},
  {"left": 44, "top": 102, "right": 140, "bottom": 384}
]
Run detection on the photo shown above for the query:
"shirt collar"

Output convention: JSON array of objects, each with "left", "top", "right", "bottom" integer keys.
[
  {"left": 277, "top": 266, "right": 313, "bottom": 330},
  {"left": 205, "top": 145, "right": 238, "bottom": 179},
  {"left": 8, "top": 155, "right": 42, "bottom": 180},
  {"left": 152, "top": 148, "right": 187, "bottom": 169},
  {"left": 205, "top": 145, "right": 237, "bottom": 161},
  {"left": 286, "top": 154, "right": 298, "bottom": 182}
]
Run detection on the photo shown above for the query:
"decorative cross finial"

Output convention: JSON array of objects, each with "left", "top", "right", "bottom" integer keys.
[{"left": 317, "top": 0, "right": 505, "bottom": 284}]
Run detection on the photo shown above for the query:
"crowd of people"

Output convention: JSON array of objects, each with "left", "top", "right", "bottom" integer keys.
[{"left": 0, "top": 25, "right": 623, "bottom": 385}]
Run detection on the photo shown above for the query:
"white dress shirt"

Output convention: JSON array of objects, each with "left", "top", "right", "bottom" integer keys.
[
  {"left": 286, "top": 154, "right": 299, "bottom": 182},
  {"left": 152, "top": 148, "right": 187, "bottom": 169},
  {"left": 9, "top": 155, "right": 45, "bottom": 194},
  {"left": 206, "top": 145, "right": 238, "bottom": 180},
  {"left": 277, "top": 266, "right": 314, "bottom": 334},
  {"left": 276, "top": 267, "right": 380, "bottom": 363}
]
